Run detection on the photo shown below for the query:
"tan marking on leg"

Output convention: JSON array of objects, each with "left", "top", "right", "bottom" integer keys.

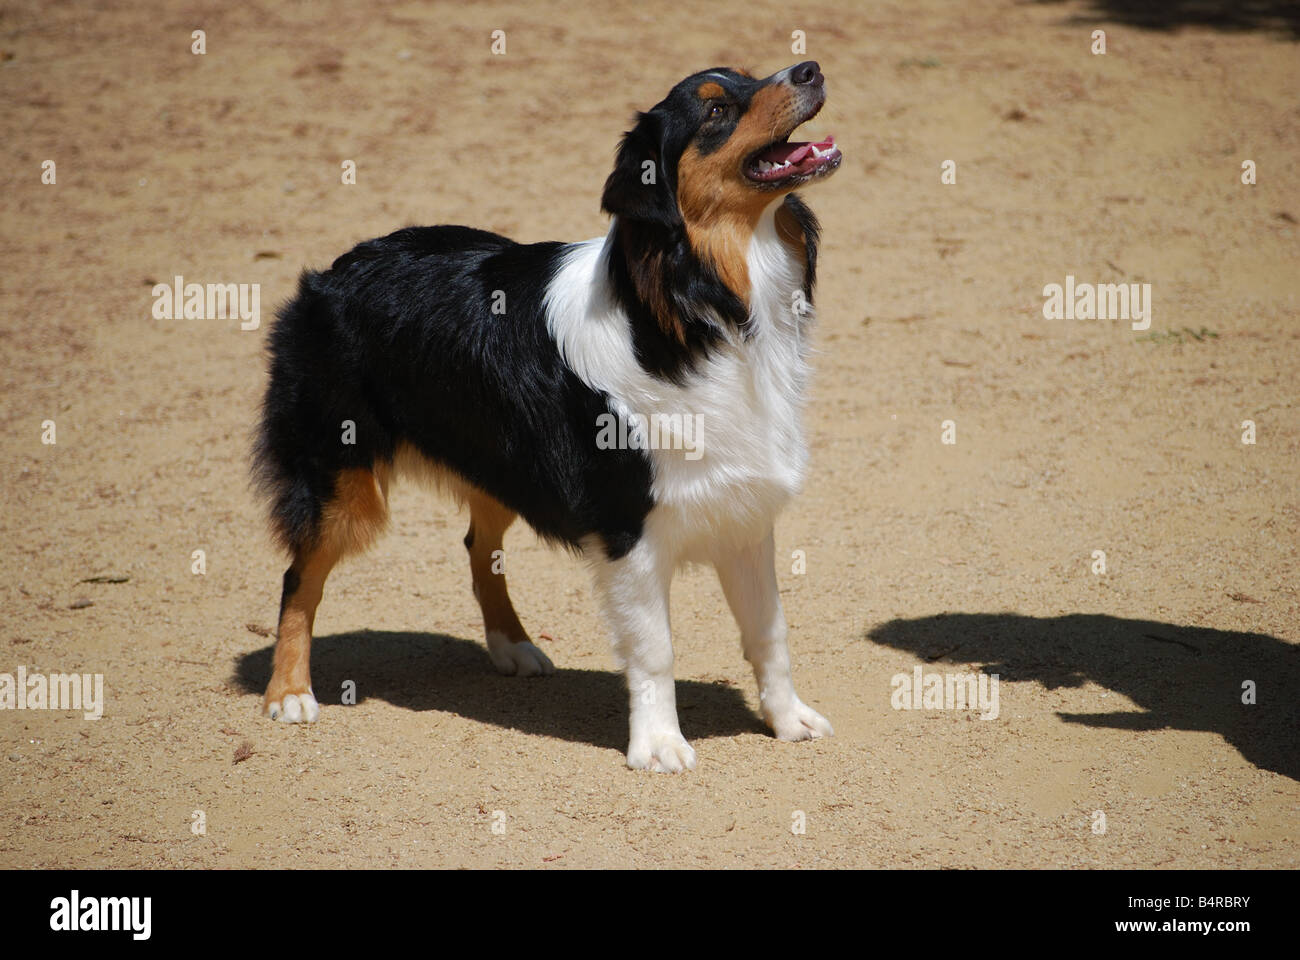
[
  {"left": 264, "top": 544, "right": 337, "bottom": 714},
  {"left": 391, "top": 447, "right": 546, "bottom": 671},
  {"left": 319, "top": 465, "right": 390, "bottom": 558},
  {"left": 263, "top": 464, "right": 389, "bottom": 716},
  {"left": 393, "top": 442, "right": 458, "bottom": 494},
  {"left": 464, "top": 489, "right": 530, "bottom": 645}
]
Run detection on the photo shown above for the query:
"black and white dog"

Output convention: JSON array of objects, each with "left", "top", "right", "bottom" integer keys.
[{"left": 253, "top": 61, "right": 841, "bottom": 771}]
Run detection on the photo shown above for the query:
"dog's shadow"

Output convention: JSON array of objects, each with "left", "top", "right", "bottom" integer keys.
[
  {"left": 867, "top": 612, "right": 1300, "bottom": 781},
  {"left": 233, "top": 630, "right": 767, "bottom": 751}
]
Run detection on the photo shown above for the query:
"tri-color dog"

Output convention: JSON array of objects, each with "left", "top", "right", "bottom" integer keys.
[{"left": 253, "top": 61, "right": 841, "bottom": 771}]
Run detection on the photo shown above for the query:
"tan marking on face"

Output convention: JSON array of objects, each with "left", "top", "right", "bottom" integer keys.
[
  {"left": 696, "top": 81, "right": 724, "bottom": 100},
  {"left": 676, "top": 82, "right": 804, "bottom": 304}
]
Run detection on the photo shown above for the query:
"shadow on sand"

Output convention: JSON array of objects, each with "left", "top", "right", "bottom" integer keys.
[
  {"left": 1030, "top": 0, "right": 1300, "bottom": 39},
  {"left": 233, "top": 629, "right": 767, "bottom": 752},
  {"left": 867, "top": 611, "right": 1299, "bottom": 780}
]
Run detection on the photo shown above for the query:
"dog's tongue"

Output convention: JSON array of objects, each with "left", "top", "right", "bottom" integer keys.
[{"left": 755, "top": 135, "right": 835, "bottom": 165}]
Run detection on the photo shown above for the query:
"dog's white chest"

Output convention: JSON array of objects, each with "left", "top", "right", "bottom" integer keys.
[
  {"left": 546, "top": 205, "right": 814, "bottom": 557},
  {"left": 649, "top": 215, "right": 811, "bottom": 553}
]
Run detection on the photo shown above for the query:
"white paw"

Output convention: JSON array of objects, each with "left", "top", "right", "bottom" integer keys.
[
  {"left": 266, "top": 691, "right": 320, "bottom": 723},
  {"left": 626, "top": 731, "right": 697, "bottom": 773},
  {"left": 767, "top": 698, "right": 833, "bottom": 741},
  {"left": 486, "top": 632, "right": 555, "bottom": 677}
]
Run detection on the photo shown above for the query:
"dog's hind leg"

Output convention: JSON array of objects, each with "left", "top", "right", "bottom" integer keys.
[
  {"left": 263, "top": 466, "right": 390, "bottom": 722},
  {"left": 264, "top": 547, "right": 336, "bottom": 722},
  {"left": 463, "top": 489, "right": 554, "bottom": 677}
]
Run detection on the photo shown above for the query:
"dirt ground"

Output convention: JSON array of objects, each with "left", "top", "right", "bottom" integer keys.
[{"left": 1, "top": 0, "right": 1297, "bottom": 869}]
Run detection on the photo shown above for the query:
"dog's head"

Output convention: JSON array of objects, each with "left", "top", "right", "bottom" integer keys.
[
  {"left": 600, "top": 63, "right": 835, "bottom": 381},
  {"left": 602, "top": 62, "right": 841, "bottom": 230}
]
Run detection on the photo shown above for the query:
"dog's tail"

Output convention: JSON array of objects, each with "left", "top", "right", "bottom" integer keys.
[
  {"left": 252, "top": 276, "right": 334, "bottom": 555},
  {"left": 253, "top": 270, "right": 400, "bottom": 556}
]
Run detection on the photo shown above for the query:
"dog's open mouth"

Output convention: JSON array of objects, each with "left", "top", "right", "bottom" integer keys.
[
  {"left": 742, "top": 83, "right": 842, "bottom": 188},
  {"left": 745, "top": 134, "right": 841, "bottom": 185},
  {"left": 743, "top": 98, "right": 842, "bottom": 189}
]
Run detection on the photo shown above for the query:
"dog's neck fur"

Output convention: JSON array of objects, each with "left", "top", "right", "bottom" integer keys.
[{"left": 598, "top": 195, "right": 817, "bottom": 383}]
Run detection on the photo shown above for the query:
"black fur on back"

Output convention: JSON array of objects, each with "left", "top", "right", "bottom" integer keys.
[{"left": 251, "top": 226, "right": 655, "bottom": 561}]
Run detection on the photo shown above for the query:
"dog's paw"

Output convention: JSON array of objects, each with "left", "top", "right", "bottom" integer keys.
[
  {"left": 486, "top": 632, "right": 555, "bottom": 677},
  {"left": 264, "top": 690, "right": 320, "bottom": 723},
  {"left": 767, "top": 698, "right": 833, "bottom": 742},
  {"left": 626, "top": 731, "right": 697, "bottom": 773}
]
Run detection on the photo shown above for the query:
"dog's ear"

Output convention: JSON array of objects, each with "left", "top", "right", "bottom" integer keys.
[{"left": 601, "top": 111, "right": 679, "bottom": 228}]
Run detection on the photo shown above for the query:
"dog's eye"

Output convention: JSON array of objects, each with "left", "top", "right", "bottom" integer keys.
[{"left": 708, "top": 103, "right": 725, "bottom": 118}]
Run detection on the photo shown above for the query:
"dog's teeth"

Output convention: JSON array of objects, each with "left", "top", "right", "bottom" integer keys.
[
  {"left": 811, "top": 145, "right": 824, "bottom": 158},
  {"left": 757, "top": 160, "right": 772, "bottom": 173}
]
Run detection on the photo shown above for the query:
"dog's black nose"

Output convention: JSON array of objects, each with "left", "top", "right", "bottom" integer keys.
[{"left": 791, "top": 61, "right": 822, "bottom": 86}]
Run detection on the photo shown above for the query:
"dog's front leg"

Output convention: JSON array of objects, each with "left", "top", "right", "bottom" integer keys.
[
  {"left": 590, "top": 536, "right": 695, "bottom": 773},
  {"left": 715, "top": 528, "right": 833, "bottom": 742}
]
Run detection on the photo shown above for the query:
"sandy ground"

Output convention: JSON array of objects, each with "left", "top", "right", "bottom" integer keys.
[{"left": 1, "top": 0, "right": 1297, "bottom": 868}]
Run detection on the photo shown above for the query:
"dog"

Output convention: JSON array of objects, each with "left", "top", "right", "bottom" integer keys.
[{"left": 252, "top": 61, "right": 841, "bottom": 771}]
